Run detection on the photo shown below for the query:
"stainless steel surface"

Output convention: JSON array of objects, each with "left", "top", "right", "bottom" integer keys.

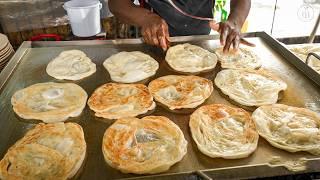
[{"left": 0, "top": 32, "right": 319, "bottom": 180}]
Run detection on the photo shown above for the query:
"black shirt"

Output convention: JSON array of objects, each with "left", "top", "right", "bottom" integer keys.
[{"left": 147, "top": 0, "right": 214, "bottom": 36}]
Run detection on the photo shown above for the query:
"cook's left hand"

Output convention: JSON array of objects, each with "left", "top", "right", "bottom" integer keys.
[{"left": 209, "top": 20, "right": 254, "bottom": 52}]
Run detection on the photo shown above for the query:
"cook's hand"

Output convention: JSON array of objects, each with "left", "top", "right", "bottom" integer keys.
[
  {"left": 209, "top": 20, "right": 255, "bottom": 52},
  {"left": 141, "top": 14, "right": 170, "bottom": 51}
]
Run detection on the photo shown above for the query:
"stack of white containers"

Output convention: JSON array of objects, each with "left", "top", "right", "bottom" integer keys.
[{"left": 0, "top": 33, "right": 14, "bottom": 72}]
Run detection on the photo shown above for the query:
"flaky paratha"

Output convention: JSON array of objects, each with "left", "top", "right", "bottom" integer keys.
[
  {"left": 11, "top": 82, "right": 88, "bottom": 123},
  {"left": 215, "top": 47, "right": 261, "bottom": 70},
  {"left": 103, "top": 51, "right": 159, "bottom": 83},
  {"left": 308, "top": 56, "right": 320, "bottom": 73},
  {"left": 88, "top": 83, "right": 155, "bottom": 119},
  {"left": 288, "top": 44, "right": 320, "bottom": 74},
  {"left": 214, "top": 69, "right": 287, "bottom": 107},
  {"left": 165, "top": 43, "right": 218, "bottom": 73},
  {"left": 0, "top": 123, "right": 86, "bottom": 179},
  {"left": 190, "top": 104, "right": 258, "bottom": 159},
  {"left": 288, "top": 44, "right": 320, "bottom": 62},
  {"left": 148, "top": 75, "right": 213, "bottom": 110},
  {"left": 46, "top": 50, "right": 96, "bottom": 80},
  {"left": 252, "top": 104, "right": 320, "bottom": 155},
  {"left": 102, "top": 116, "right": 187, "bottom": 174}
]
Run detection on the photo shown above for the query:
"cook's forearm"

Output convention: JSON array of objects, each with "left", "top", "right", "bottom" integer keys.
[
  {"left": 228, "top": 0, "right": 251, "bottom": 28},
  {"left": 108, "top": 0, "right": 154, "bottom": 27}
]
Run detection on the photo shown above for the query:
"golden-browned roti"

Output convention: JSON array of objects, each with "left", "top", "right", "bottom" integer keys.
[
  {"left": 103, "top": 51, "right": 159, "bottom": 83},
  {"left": 214, "top": 69, "right": 287, "bottom": 107},
  {"left": 215, "top": 47, "right": 261, "bottom": 70},
  {"left": 87, "top": 83, "right": 155, "bottom": 119},
  {"left": 11, "top": 82, "right": 88, "bottom": 123},
  {"left": 102, "top": 116, "right": 187, "bottom": 174},
  {"left": 190, "top": 104, "right": 259, "bottom": 159},
  {"left": 0, "top": 123, "right": 86, "bottom": 180},
  {"left": 252, "top": 104, "right": 320, "bottom": 155},
  {"left": 46, "top": 50, "right": 96, "bottom": 80},
  {"left": 165, "top": 43, "right": 218, "bottom": 73},
  {"left": 148, "top": 75, "right": 213, "bottom": 110}
]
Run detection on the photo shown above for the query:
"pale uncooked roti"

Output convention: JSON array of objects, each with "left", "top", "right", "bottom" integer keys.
[
  {"left": 288, "top": 44, "right": 320, "bottom": 74},
  {"left": 102, "top": 116, "right": 187, "bottom": 174},
  {"left": 0, "top": 123, "right": 86, "bottom": 179},
  {"left": 103, "top": 51, "right": 159, "bottom": 83},
  {"left": 215, "top": 47, "right": 261, "bottom": 70},
  {"left": 165, "top": 43, "right": 218, "bottom": 73},
  {"left": 308, "top": 56, "right": 320, "bottom": 73},
  {"left": 11, "top": 82, "right": 88, "bottom": 123},
  {"left": 46, "top": 50, "right": 96, "bottom": 80},
  {"left": 252, "top": 104, "right": 320, "bottom": 155},
  {"left": 87, "top": 83, "right": 155, "bottom": 119},
  {"left": 214, "top": 69, "right": 287, "bottom": 107},
  {"left": 148, "top": 75, "right": 213, "bottom": 110},
  {"left": 190, "top": 104, "right": 259, "bottom": 159},
  {"left": 288, "top": 44, "right": 320, "bottom": 62}
]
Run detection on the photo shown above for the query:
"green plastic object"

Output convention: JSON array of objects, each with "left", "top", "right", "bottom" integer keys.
[{"left": 214, "top": 0, "right": 228, "bottom": 22}]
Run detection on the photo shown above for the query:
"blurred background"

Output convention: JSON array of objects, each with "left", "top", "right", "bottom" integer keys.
[{"left": 0, "top": 0, "right": 319, "bottom": 48}]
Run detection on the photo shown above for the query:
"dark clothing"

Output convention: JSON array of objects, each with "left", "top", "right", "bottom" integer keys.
[{"left": 147, "top": 0, "right": 214, "bottom": 36}]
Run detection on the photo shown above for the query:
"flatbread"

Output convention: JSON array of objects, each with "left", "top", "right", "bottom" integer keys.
[
  {"left": 288, "top": 44, "right": 320, "bottom": 62},
  {"left": 46, "top": 50, "right": 96, "bottom": 80},
  {"left": 0, "top": 123, "right": 86, "bottom": 179},
  {"left": 11, "top": 82, "right": 88, "bottom": 123},
  {"left": 288, "top": 44, "right": 320, "bottom": 74},
  {"left": 165, "top": 43, "right": 218, "bottom": 73},
  {"left": 148, "top": 75, "right": 213, "bottom": 110},
  {"left": 214, "top": 69, "right": 287, "bottom": 107},
  {"left": 215, "top": 47, "right": 261, "bottom": 70},
  {"left": 87, "top": 83, "right": 155, "bottom": 119},
  {"left": 308, "top": 56, "right": 320, "bottom": 73},
  {"left": 102, "top": 116, "right": 187, "bottom": 174},
  {"left": 103, "top": 51, "right": 159, "bottom": 83},
  {"left": 190, "top": 104, "right": 258, "bottom": 159},
  {"left": 252, "top": 104, "right": 320, "bottom": 155}
]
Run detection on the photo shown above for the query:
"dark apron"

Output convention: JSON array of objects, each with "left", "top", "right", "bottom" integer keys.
[{"left": 147, "top": 0, "right": 214, "bottom": 36}]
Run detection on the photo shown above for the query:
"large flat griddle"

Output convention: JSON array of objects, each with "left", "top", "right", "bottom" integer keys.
[{"left": 0, "top": 32, "right": 319, "bottom": 180}]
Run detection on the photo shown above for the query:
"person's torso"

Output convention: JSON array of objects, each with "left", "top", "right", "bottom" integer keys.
[{"left": 146, "top": 0, "right": 214, "bottom": 36}]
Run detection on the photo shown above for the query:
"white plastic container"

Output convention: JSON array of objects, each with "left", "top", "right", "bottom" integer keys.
[{"left": 63, "top": 0, "right": 102, "bottom": 37}]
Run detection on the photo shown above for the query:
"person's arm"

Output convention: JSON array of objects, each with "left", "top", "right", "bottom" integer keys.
[
  {"left": 210, "top": 0, "right": 252, "bottom": 52},
  {"left": 108, "top": 0, "right": 169, "bottom": 50}
]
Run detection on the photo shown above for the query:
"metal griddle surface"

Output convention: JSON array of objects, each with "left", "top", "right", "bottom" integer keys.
[{"left": 0, "top": 34, "right": 319, "bottom": 180}]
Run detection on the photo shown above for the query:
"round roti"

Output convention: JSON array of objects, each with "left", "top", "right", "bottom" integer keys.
[
  {"left": 103, "top": 51, "right": 159, "bottom": 83},
  {"left": 288, "top": 44, "right": 320, "bottom": 74},
  {"left": 165, "top": 43, "right": 218, "bottom": 73},
  {"left": 0, "top": 123, "right": 86, "bottom": 179},
  {"left": 215, "top": 47, "right": 261, "bottom": 70},
  {"left": 46, "top": 50, "right": 96, "bottom": 80},
  {"left": 252, "top": 104, "right": 320, "bottom": 155},
  {"left": 11, "top": 82, "right": 88, "bottom": 123},
  {"left": 288, "top": 44, "right": 320, "bottom": 62},
  {"left": 102, "top": 116, "right": 187, "bottom": 174},
  {"left": 148, "top": 75, "right": 213, "bottom": 110},
  {"left": 87, "top": 83, "right": 155, "bottom": 119},
  {"left": 214, "top": 69, "right": 287, "bottom": 107},
  {"left": 190, "top": 104, "right": 259, "bottom": 159}
]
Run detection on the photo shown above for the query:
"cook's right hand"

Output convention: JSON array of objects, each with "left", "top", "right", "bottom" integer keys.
[{"left": 141, "top": 14, "right": 170, "bottom": 51}]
